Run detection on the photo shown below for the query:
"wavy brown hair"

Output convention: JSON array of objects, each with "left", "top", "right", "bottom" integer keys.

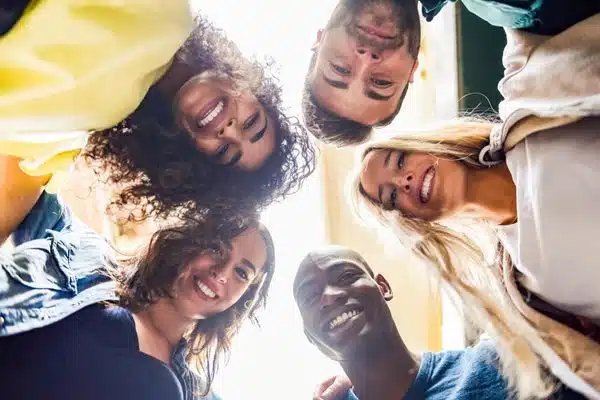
[
  {"left": 111, "top": 210, "right": 275, "bottom": 395},
  {"left": 84, "top": 15, "right": 315, "bottom": 222}
]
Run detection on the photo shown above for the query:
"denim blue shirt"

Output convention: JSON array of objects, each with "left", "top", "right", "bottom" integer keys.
[
  {"left": 341, "top": 342, "right": 508, "bottom": 400},
  {"left": 0, "top": 192, "right": 116, "bottom": 336},
  {"left": 0, "top": 192, "right": 221, "bottom": 400}
]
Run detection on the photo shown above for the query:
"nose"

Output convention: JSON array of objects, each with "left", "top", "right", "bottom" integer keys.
[
  {"left": 320, "top": 285, "right": 346, "bottom": 309},
  {"left": 393, "top": 170, "right": 415, "bottom": 193},
  {"left": 355, "top": 46, "right": 381, "bottom": 62},
  {"left": 217, "top": 117, "right": 241, "bottom": 141},
  {"left": 209, "top": 264, "right": 228, "bottom": 284}
]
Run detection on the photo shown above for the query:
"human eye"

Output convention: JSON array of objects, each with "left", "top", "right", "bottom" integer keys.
[
  {"left": 330, "top": 62, "right": 351, "bottom": 75},
  {"left": 339, "top": 270, "right": 361, "bottom": 285},
  {"left": 390, "top": 188, "right": 398, "bottom": 209},
  {"left": 243, "top": 112, "right": 260, "bottom": 130},
  {"left": 397, "top": 151, "right": 405, "bottom": 169},
  {"left": 371, "top": 78, "right": 393, "bottom": 88},
  {"left": 235, "top": 267, "right": 250, "bottom": 282}
]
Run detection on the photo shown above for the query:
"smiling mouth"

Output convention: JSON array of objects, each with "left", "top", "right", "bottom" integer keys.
[
  {"left": 357, "top": 25, "right": 397, "bottom": 40},
  {"left": 327, "top": 308, "right": 363, "bottom": 331},
  {"left": 419, "top": 166, "right": 435, "bottom": 204},
  {"left": 197, "top": 98, "right": 226, "bottom": 128},
  {"left": 193, "top": 276, "right": 218, "bottom": 300}
]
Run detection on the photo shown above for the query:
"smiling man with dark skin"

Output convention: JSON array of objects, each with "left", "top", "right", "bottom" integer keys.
[
  {"left": 293, "top": 245, "right": 514, "bottom": 400},
  {"left": 302, "top": 0, "right": 600, "bottom": 146}
]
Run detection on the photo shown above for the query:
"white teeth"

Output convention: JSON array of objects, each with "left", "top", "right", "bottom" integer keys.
[
  {"left": 328, "top": 309, "right": 360, "bottom": 330},
  {"left": 196, "top": 280, "right": 216, "bottom": 299},
  {"left": 198, "top": 101, "right": 224, "bottom": 127},
  {"left": 420, "top": 168, "right": 434, "bottom": 203}
]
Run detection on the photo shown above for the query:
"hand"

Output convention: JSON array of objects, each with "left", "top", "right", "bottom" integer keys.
[{"left": 313, "top": 374, "right": 353, "bottom": 400}]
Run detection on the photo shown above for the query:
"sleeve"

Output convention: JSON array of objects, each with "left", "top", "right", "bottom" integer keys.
[
  {"left": 11, "top": 191, "right": 73, "bottom": 245},
  {"left": 418, "top": 343, "right": 508, "bottom": 400}
]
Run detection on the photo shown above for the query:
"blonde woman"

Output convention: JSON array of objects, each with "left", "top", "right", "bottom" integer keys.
[{"left": 349, "top": 12, "right": 600, "bottom": 400}]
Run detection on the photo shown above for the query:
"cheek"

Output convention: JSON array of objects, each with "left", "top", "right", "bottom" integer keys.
[{"left": 194, "top": 137, "right": 220, "bottom": 156}]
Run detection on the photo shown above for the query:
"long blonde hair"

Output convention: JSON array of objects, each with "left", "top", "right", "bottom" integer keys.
[{"left": 350, "top": 120, "right": 557, "bottom": 399}]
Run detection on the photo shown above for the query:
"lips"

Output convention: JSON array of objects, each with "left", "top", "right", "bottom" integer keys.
[
  {"left": 321, "top": 305, "right": 364, "bottom": 333},
  {"left": 192, "top": 275, "right": 221, "bottom": 300},
  {"left": 195, "top": 97, "right": 228, "bottom": 132},
  {"left": 419, "top": 166, "right": 435, "bottom": 204}
]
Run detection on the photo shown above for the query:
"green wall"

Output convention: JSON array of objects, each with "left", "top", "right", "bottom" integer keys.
[{"left": 456, "top": 3, "right": 505, "bottom": 113}]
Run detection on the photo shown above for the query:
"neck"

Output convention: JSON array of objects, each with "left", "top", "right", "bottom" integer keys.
[
  {"left": 340, "top": 329, "right": 419, "bottom": 400},
  {"left": 133, "top": 299, "right": 192, "bottom": 364},
  {"left": 462, "top": 164, "right": 516, "bottom": 225}
]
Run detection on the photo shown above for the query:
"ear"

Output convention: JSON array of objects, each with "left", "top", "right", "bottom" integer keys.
[
  {"left": 375, "top": 274, "right": 393, "bottom": 301},
  {"left": 311, "top": 29, "right": 324, "bottom": 51},
  {"left": 408, "top": 58, "right": 419, "bottom": 84}
]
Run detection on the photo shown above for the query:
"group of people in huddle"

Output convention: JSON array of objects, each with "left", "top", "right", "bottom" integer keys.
[{"left": 1, "top": 0, "right": 599, "bottom": 399}]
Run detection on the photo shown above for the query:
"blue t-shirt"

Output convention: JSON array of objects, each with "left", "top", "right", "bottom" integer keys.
[
  {"left": 342, "top": 342, "right": 508, "bottom": 400},
  {"left": 0, "top": 304, "right": 183, "bottom": 400}
]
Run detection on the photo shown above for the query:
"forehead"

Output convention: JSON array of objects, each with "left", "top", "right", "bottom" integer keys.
[
  {"left": 360, "top": 149, "right": 389, "bottom": 199},
  {"left": 294, "top": 250, "right": 369, "bottom": 289},
  {"left": 231, "top": 227, "right": 268, "bottom": 273}
]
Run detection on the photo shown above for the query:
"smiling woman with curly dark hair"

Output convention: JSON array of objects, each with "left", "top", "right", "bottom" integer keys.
[{"left": 84, "top": 16, "right": 316, "bottom": 220}]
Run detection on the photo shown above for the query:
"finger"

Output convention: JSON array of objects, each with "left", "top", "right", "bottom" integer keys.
[{"left": 313, "top": 376, "right": 337, "bottom": 399}]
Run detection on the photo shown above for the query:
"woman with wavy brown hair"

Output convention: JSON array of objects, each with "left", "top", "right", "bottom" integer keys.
[{"left": 0, "top": 191, "right": 275, "bottom": 400}]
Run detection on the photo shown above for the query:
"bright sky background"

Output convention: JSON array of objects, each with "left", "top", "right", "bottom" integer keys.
[
  {"left": 191, "top": 1, "right": 460, "bottom": 399},
  {"left": 193, "top": 1, "right": 344, "bottom": 399}
]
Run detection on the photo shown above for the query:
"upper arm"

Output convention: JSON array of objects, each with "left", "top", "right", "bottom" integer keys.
[{"left": 11, "top": 191, "right": 74, "bottom": 246}]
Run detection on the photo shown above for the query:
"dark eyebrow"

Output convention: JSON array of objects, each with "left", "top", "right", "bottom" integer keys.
[
  {"left": 365, "top": 90, "right": 393, "bottom": 101},
  {"left": 241, "top": 258, "right": 256, "bottom": 273},
  {"left": 250, "top": 113, "right": 268, "bottom": 143},
  {"left": 323, "top": 75, "right": 349, "bottom": 90}
]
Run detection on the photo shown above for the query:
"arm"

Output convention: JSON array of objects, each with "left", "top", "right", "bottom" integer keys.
[{"left": 0, "top": 155, "right": 50, "bottom": 245}]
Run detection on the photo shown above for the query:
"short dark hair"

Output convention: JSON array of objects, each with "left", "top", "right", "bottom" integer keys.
[{"left": 301, "top": 0, "right": 420, "bottom": 146}]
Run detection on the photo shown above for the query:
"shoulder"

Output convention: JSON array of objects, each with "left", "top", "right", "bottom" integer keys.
[{"left": 411, "top": 342, "right": 508, "bottom": 400}]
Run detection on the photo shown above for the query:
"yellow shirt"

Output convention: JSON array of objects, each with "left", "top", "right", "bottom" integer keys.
[{"left": 0, "top": 0, "right": 192, "bottom": 191}]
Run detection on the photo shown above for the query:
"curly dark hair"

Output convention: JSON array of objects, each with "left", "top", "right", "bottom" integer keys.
[
  {"left": 111, "top": 210, "right": 275, "bottom": 396},
  {"left": 84, "top": 15, "right": 315, "bottom": 221}
]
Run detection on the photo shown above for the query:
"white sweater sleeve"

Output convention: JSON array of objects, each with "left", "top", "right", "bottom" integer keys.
[{"left": 499, "top": 116, "right": 600, "bottom": 325}]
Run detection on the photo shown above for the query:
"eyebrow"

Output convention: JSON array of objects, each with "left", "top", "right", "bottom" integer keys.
[
  {"left": 366, "top": 90, "right": 393, "bottom": 101},
  {"left": 323, "top": 74, "right": 394, "bottom": 102},
  {"left": 323, "top": 75, "right": 349, "bottom": 89},
  {"left": 241, "top": 258, "right": 256, "bottom": 273},
  {"left": 250, "top": 113, "right": 269, "bottom": 143}
]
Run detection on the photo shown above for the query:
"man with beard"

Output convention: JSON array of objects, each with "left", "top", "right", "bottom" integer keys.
[
  {"left": 302, "top": 0, "right": 600, "bottom": 146},
  {"left": 293, "top": 246, "right": 509, "bottom": 400}
]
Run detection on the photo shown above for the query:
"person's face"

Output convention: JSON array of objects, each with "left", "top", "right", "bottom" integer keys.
[
  {"left": 174, "top": 75, "right": 276, "bottom": 171},
  {"left": 360, "top": 148, "right": 468, "bottom": 222},
  {"left": 309, "top": 1, "right": 418, "bottom": 125},
  {"left": 170, "top": 226, "right": 268, "bottom": 320},
  {"left": 293, "top": 248, "right": 393, "bottom": 360}
]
